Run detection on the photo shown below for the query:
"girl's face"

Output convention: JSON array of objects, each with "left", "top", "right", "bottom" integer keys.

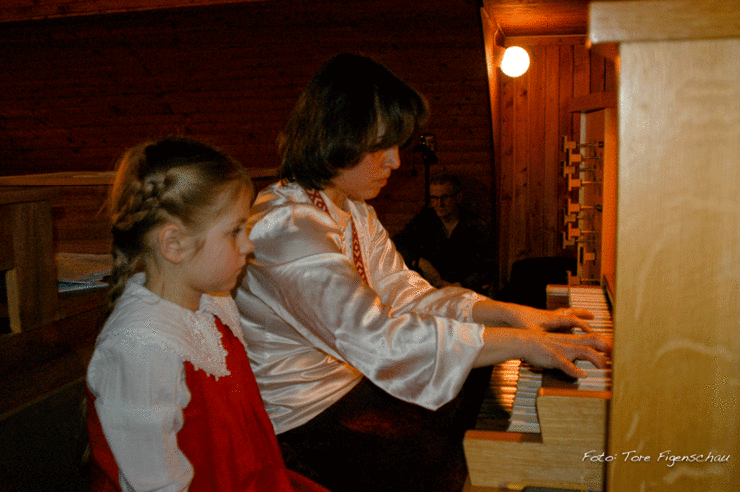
[
  {"left": 180, "top": 185, "right": 254, "bottom": 304},
  {"left": 325, "top": 146, "right": 400, "bottom": 207}
]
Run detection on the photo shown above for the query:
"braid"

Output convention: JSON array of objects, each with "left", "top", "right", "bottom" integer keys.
[
  {"left": 106, "top": 248, "right": 138, "bottom": 313},
  {"left": 111, "top": 173, "right": 165, "bottom": 231}
]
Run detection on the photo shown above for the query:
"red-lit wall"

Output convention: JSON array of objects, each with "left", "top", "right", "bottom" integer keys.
[{"left": 0, "top": 0, "right": 494, "bottom": 241}]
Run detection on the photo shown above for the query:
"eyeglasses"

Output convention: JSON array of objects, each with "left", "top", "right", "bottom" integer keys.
[{"left": 429, "top": 192, "right": 459, "bottom": 203}]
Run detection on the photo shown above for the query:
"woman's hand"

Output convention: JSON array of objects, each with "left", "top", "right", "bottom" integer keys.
[
  {"left": 510, "top": 304, "right": 595, "bottom": 333},
  {"left": 475, "top": 326, "right": 611, "bottom": 379},
  {"left": 517, "top": 330, "right": 611, "bottom": 379},
  {"left": 472, "top": 298, "right": 594, "bottom": 333}
]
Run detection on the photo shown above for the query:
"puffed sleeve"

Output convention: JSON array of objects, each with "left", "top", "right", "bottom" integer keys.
[
  {"left": 87, "top": 336, "right": 192, "bottom": 492},
  {"left": 247, "top": 195, "right": 486, "bottom": 410}
]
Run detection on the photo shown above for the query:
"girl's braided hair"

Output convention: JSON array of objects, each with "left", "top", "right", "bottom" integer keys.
[{"left": 106, "top": 137, "right": 251, "bottom": 309}]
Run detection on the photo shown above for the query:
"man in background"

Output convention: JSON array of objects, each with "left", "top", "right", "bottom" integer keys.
[{"left": 393, "top": 173, "right": 496, "bottom": 295}]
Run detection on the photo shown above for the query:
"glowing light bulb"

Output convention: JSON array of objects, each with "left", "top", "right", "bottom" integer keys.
[{"left": 501, "top": 46, "right": 530, "bottom": 77}]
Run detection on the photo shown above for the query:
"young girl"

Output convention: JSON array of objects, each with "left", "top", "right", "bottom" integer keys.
[{"left": 86, "top": 137, "right": 328, "bottom": 492}]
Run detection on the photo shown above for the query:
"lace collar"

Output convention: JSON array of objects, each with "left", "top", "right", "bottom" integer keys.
[{"left": 122, "top": 273, "right": 245, "bottom": 379}]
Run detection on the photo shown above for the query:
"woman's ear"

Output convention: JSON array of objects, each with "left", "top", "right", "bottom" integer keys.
[{"left": 157, "top": 223, "right": 188, "bottom": 264}]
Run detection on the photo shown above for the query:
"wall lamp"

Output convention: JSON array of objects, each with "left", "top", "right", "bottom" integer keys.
[
  {"left": 500, "top": 46, "right": 530, "bottom": 77},
  {"left": 490, "top": 26, "right": 530, "bottom": 77}
]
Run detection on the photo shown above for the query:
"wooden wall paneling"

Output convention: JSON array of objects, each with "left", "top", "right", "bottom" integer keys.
[
  {"left": 513, "top": 72, "right": 530, "bottom": 260},
  {"left": 589, "top": 49, "right": 606, "bottom": 94},
  {"left": 544, "top": 44, "right": 562, "bottom": 258},
  {"left": 488, "top": 34, "right": 603, "bottom": 290},
  {"left": 558, "top": 44, "right": 576, "bottom": 260},
  {"left": 571, "top": 43, "right": 591, "bottom": 142},
  {"left": 0, "top": 0, "right": 494, "bottom": 252},
  {"left": 498, "top": 72, "right": 516, "bottom": 285},
  {"left": 603, "top": 56, "right": 617, "bottom": 93},
  {"left": 529, "top": 45, "right": 547, "bottom": 259},
  {"left": 0, "top": 0, "right": 262, "bottom": 23}
]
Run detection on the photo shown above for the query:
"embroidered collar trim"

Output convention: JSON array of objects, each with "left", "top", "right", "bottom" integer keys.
[{"left": 305, "top": 189, "right": 369, "bottom": 285}]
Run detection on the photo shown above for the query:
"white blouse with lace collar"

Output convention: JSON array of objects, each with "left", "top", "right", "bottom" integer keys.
[{"left": 87, "top": 273, "right": 246, "bottom": 491}]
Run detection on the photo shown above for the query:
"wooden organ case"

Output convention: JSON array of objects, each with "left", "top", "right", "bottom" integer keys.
[
  {"left": 465, "top": 1, "right": 740, "bottom": 491},
  {"left": 594, "top": 2, "right": 740, "bottom": 490}
]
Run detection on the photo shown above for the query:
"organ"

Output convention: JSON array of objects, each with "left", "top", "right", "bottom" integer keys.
[
  {"left": 464, "top": 1, "right": 740, "bottom": 491},
  {"left": 464, "top": 284, "right": 613, "bottom": 491}
]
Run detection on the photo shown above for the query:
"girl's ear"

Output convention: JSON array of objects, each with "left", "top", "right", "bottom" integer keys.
[{"left": 157, "top": 223, "right": 188, "bottom": 264}]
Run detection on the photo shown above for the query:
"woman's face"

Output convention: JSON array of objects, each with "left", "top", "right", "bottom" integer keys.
[{"left": 326, "top": 146, "right": 400, "bottom": 206}]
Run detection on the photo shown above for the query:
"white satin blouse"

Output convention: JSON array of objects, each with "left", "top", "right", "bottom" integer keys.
[{"left": 236, "top": 182, "right": 487, "bottom": 434}]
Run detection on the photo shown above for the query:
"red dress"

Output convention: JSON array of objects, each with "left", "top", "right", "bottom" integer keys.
[{"left": 87, "top": 316, "right": 328, "bottom": 492}]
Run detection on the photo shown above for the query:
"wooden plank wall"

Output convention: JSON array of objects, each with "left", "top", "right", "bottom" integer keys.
[
  {"left": 0, "top": 0, "right": 494, "bottom": 253},
  {"left": 492, "top": 35, "right": 616, "bottom": 289}
]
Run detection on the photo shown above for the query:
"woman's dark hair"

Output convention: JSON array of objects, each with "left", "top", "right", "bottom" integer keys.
[{"left": 278, "top": 53, "right": 429, "bottom": 189}]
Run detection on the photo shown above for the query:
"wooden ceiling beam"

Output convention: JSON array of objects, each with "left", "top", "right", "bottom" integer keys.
[
  {"left": 482, "top": 0, "right": 589, "bottom": 37},
  {"left": 0, "top": 0, "right": 263, "bottom": 24},
  {"left": 503, "top": 34, "right": 586, "bottom": 46}
]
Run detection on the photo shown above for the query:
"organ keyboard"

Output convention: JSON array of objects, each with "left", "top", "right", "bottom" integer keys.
[{"left": 463, "top": 284, "right": 613, "bottom": 491}]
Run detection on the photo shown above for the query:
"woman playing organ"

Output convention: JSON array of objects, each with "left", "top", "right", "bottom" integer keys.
[{"left": 236, "top": 53, "right": 611, "bottom": 492}]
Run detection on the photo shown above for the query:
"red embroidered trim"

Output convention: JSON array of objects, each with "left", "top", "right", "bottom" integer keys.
[
  {"left": 306, "top": 189, "right": 369, "bottom": 285},
  {"left": 306, "top": 188, "right": 329, "bottom": 213},
  {"left": 349, "top": 220, "right": 369, "bottom": 284}
]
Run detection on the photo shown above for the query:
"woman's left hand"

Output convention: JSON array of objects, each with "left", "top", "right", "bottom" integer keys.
[
  {"left": 473, "top": 298, "right": 595, "bottom": 334},
  {"left": 507, "top": 304, "right": 595, "bottom": 333}
]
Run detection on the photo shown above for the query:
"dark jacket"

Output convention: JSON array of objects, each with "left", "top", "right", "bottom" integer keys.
[{"left": 392, "top": 207, "right": 496, "bottom": 294}]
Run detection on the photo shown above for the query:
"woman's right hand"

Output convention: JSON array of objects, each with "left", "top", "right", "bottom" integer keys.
[
  {"left": 475, "top": 327, "right": 611, "bottom": 379},
  {"left": 518, "top": 329, "right": 610, "bottom": 379}
]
